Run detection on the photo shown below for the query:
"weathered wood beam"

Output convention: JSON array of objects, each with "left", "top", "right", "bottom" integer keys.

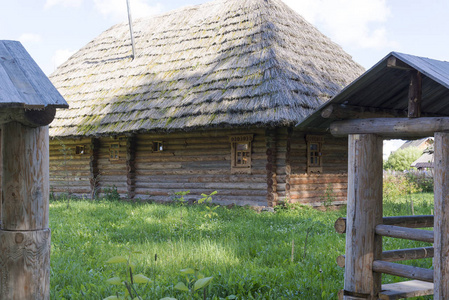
[
  {"left": 408, "top": 71, "right": 422, "bottom": 118},
  {"left": 372, "top": 260, "right": 434, "bottom": 282},
  {"left": 0, "top": 107, "right": 56, "bottom": 127},
  {"left": 337, "top": 247, "right": 434, "bottom": 267},
  {"left": 375, "top": 225, "right": 434, "bottom": 243},
  {"left": 0, "top": 122, "right": 51, "bottom": 299},
  {"left": 344, "top": 134, "right": 383, "bottom": 299},
  {"left": 387, "top": 56, "right": 413, "bottom": 70},
  {"left": 433, "top": 131, "right": 449, "bottom": 299},
  {"left": 321, "top": 104, "right": 408, "bottom": 119},
  {"left": 330, "top": 117, "right": 449, "bottom": 138},
  {"left": 335, "top": 215, "right": 434, "bottom": 234}
]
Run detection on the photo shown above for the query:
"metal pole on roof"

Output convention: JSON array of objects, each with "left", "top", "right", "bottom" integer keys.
[{"left": 126, "top": 0, "right": 136, "bottom": 60}]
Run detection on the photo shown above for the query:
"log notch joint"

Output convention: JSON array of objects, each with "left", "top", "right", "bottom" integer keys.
[
  {"left": 265, "top": 128, "right": 277, "bottom": 206},
  {"left": 89, "top": 138, "right": 100, "bottom": 199},
  {"left": 126, "top": 135, "right": 137, "bottom": 199}
]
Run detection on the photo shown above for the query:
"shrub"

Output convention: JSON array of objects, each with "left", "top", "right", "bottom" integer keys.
[
  {"left": 384, "top": 147, "right": 422, "bottom": 171},
  {"left": 383, "top": 172, "right": 420, "bottom": 200},
  {"left": 405, "top": 171, "right": 434, "bottom": 193}
]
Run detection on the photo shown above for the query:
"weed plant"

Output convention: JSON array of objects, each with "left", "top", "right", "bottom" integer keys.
[{"left": 49, "top": 194, "right": 433, "bottom": 299}]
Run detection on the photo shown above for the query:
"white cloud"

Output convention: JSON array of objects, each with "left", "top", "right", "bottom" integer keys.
[
  {"left": 18, "top": 33, "right": 42, "bottom": 43},
  {"left": 45, "top": 0, "right": 84, "bottom": 9},
  {"left": 284, "top": 0, "right": 397, "bottom": 50},
  {"left": 94, "top": 0, "right": 163, "bottom": 21},
  {"left": 51, "top": 49, "right": 76, "bottom": 71}
]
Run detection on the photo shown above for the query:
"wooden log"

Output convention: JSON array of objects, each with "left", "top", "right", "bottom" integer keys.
[
  {"left": 2, "top": 122, "right": 49, "bottom": 230},
  {"left": 89, "top": 138, "right": 100, "bottom": 199},
  {"left": 0, "top": 229, "right": 51, "bottom": 299},
  {"left": 330, "top": 117, "right": 449, "bottom": 138},
  {"left": 408, "top": 71, "right": 422, "bottom": 118},
  {"left": 381, "top": 247, "right": 434, "bottom": 262},
  {"left": 375, "top": 225, "right": 433, "bottom": 243},
  {"left": 433, "top": 131, "right": 449, "bottom": 299},
  {"left": 344, "top": 134, "right": 383, "bottom": 299},
  {"left": 1, "top": 122, "right": 50, "bottom": 299},
  {"left": 0, "top": 107, "right": 55, "bottom": 127},
  {"left": 337, "top": 247, "right": 434, "bottom": 267},
  {"left": 335, "top": 215, "right": 434, "bottom": 234},
  {"left": 372, "top": 260, "right": 433, "bottom": 282}
]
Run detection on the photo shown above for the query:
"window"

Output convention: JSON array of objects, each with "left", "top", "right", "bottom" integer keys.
[
  {"left": 306, "top": 135, "right": 324, "bottom": 173},
  {"left": 152, "top": 141, "right": 164, "bottom": 152},
  {"left": 75, "top": 145, "right": 85, "bottom": 155},
  {"left": 109, "top": 143, "right": 120, "bottom": 160},
  {"left": 230, "top": 134, "right": 253, "bottom": 173}
]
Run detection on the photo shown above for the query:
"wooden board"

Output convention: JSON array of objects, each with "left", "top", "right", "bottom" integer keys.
[{"left": 379, "top": 280, "right": 433, "bottom": 300}]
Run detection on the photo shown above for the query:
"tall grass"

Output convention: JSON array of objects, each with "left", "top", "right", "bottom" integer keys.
[{"left": 49, "top": 195, "right": 433, "bottom": 299}]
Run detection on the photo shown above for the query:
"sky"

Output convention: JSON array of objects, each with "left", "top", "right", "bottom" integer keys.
[{"left": 2, "top": 0, "right": 449, "bottom": 158}]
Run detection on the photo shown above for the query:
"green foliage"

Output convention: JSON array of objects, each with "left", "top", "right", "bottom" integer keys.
[
  {"left": 103, "top": 185, "right": 121, "bottom": 201},
  {"left": 171, "top": 190, "right": 190, "bottom": 205},
  {"left": 320, "top": 184, "right": 335, "bottom": 207},
  {"left": 173, "top": 267, "right": 213, "bottom": 300},
  {"left": 383, "top": 173, "right": 421, "bottom": 201},
  {"left": 198, "top": 191, "right": 219, "bottom": 220},
  {"left": 103, "top": 248, "right": 150, "bottom": 299},
  {"left": 405, "top": 171, "right": 434, "bottom": 193},
  {"left": 384, "top": 147, "right": 422, "bottom": 171}
]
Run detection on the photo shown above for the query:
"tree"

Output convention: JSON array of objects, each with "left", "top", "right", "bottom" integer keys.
[{"left": 384, "top": 147, "right": 422, "bottom": 171}]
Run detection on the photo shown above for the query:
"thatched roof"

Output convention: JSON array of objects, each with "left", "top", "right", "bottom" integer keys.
[{"left": 49, "top": 0, "right": 363, "bottom": 137}]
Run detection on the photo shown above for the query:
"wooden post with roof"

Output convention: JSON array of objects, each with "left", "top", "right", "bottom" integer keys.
[
  {"left": 0, "top": 40, "right": 68, "bottom": 299},
  {"left": 299, "top": 52, "right": 449, "bottom": 299}
]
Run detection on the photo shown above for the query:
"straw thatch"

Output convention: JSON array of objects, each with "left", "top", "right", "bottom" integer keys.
[{"left": 49, "top": 0, "right": 364, "bottom": 137}]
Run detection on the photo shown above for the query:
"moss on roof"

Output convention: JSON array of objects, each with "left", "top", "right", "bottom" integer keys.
[{"left": 49, "top": 0, "right": 364, "bottom": 137}]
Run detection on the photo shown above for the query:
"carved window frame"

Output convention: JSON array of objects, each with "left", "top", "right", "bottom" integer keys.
[
  {"left": 109, "top": 143, "right": 120, "bottom": 161},
  {"left": 230, "top": 134, "right": 253, "bottom": 174},
  {"left": 306, "top": 135, "right": 324, "bottom": 174}
]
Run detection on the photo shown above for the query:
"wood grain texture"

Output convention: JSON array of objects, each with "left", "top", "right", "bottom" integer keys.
[
  {"left": 331, "top": 117, "right": 449, "bottom": 138},
  {"left": 344, "top": 134, "right": 383, "bottom": 299},
  {"left": 433, "top": 131, "right": 449, "bottom": 299},
  {"left": 0, "top": 229, "right": 50, "bottom": 300},
  {"left": 375, "top": 225, "right": 433, "bottom": 243},
  {"left": 2, "top": 122, "right": 49, "bottom": 230}
]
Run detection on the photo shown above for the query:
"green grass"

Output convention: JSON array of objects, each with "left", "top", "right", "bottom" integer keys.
[{"left": 49, "top": 193, "right": 434, "bottom": 299}]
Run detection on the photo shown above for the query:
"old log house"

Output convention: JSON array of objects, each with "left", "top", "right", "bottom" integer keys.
[
  {"left": 48, "top": 0, "right": 364, "bottom": 206},
  {"left": 300, "top": 52, "right": 449, "bottom": 299}
]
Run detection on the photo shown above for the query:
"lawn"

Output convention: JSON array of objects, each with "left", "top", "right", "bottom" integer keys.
[{"left": 49, "top": 193, "right": 434, "bottom": 299}]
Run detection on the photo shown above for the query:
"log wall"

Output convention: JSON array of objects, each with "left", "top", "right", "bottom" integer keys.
[
  {"left": 287, "top": 128, "right": 348, "bottom": 206},
  {"left": 49, "top": 138, "right": 92, "bottom": 197},
  {"left": 133, "top": 128, "right": 268, "bottom": 206},
  {"left": 48, "top": 127, "right": 349, "bottom": 206}
]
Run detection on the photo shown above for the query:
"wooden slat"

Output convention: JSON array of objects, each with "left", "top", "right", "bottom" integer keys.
[{"left": 379, "top": 280, "right": 434, "bottom": 300}]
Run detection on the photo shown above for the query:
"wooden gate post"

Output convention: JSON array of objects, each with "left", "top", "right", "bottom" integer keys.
[
  {"left": 344, "top": 134, "right": 383, "bottom": 299},
  {"left": 433, "top": 131, "right": 449, "bottom": 299},
  {"left": 0, "top": 122, "right": 51, "bottom": 299}
]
